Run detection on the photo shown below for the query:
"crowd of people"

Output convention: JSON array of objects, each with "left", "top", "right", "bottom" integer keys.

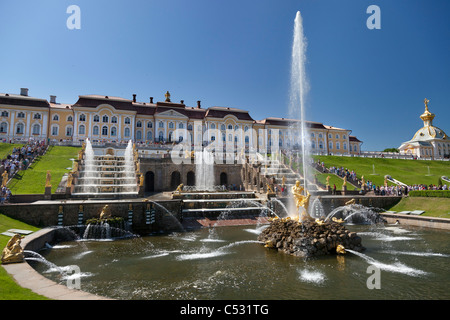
[
  {"left": 0, "top": 140, "right": 47, "bottom": 204},
  {"left": 314, "top": 159, "right": 449, "bottom": 196}
]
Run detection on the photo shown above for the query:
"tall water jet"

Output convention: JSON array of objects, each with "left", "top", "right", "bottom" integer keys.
[
  {"left": 124, "top": 140, "right": 137, "bottom": 193},
  {"left": 82, "top": 138, "right": 95, "bottom": 194},
  {"left": 195, "top": 150, "right": 215, "bottom": 191},
  {"left": 289, "top": 11, "right": 310, "bottom": 191}
]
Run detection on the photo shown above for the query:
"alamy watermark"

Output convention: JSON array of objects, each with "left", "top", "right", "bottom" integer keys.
[
  {"left": 366, "top": 265, "right": 381, "bottom": 289},
  {"left": 367, "top": 5, "right": 381, "bottom": 30},
  {"left": 66, "top": 5, "right": 81, "bottom": 30}
]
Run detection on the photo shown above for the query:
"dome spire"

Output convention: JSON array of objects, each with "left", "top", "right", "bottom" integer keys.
[{"left": 420, "top": 98, "right": 435, "bottom": 126}]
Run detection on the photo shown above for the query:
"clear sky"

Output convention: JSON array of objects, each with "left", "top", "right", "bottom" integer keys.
[{"left": 0, "top": 0, "right": 449, "bottom": 151}]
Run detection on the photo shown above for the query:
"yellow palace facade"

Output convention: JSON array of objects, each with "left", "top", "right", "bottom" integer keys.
[{"left": 0, "top": 88, "right": 362, "bottom": 155}]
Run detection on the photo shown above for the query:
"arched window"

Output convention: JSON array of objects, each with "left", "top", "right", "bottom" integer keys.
[
  {"left": 136, "top": 121, "right": 142, "bottom": 128},
  {"left": 169, "top": 122, "right": 174, "bottom": 129},
  {"left": 179, "top": 123, "right": 184, "bottom": 129},
  {"left": 67, "top": 115, "right": 73, "bottom": 122},
  {"left": 79, "top": 114, "right": 86, "bottom": 122},
  {"left": 66, "top": 126, "right": 73, "bottom": 136},
  {"left": 52, "top": 114, "right": 59, "bottom": 121},
  {"left": 51, "top": 125, "right": 58, "bottom": 136},
  {"left": 0, "top": 122, "right": 8, "bottom": 133},
  {"left": 33, "top": 113, "right": 41, "bottom": 120},
  {"left": 17, "top": 112, "right": 25, "bottom": 118},
  {"left": 227, "top": 124, "right": 233, "bottom": 130},
  {"left": 147, "top": 131, "right": 153, "bottom": 141},
  {"left": 111, "top": 116, "right": 117, "bottom": 123},
  {"left": 221, "top": 124, "right": 225, "bottom": 131},
  {"left": 93, "top": 125, "right": 99, "bottom": 135},
  {"left": 245, "top": 136, "right": 249, "bottom": 143},
  {"left": 102, "top": 126, "right": 108, "bottom": 136},
  {"left": 136, "top": 130, "right": 142, "bottom": 140},
  {"left": 102, "top": 115, "right": 109, "bottom": 123},
  {"left": 147, "top": 122, "right": 153, "bottom": 128},
  {"left": 78, "top": 125, "right": 85, "bottom": 135},
  {"left": 16, "top": 123, "right": 24, "bottom": 134},
  {"left": 336, "top": 142, "right": 340, "bottom": 150},
  {"left": 32, "top": 124, "right": 40, "bottom": 135},
  {"left": 124, "top": 127, "right": 131, "bottom": 137},
  {"left": 125, "top": 117, "right": 131, "bottom": 124},
  {"left": 158, "top": 131, "right": 164, "bottom": 141},
  {"left": 329, "top": 141, "right": 333, "bottom": 149},
  {"left": 159, "top": 122, "right": 164, "bottom": 128},
  {"left": 210, "top": 123, "right": 216, "bottom": 129},
  {"left": 1, "top": 111, "right": 8, "bottom": 117},
  {"left": 188, "top": 124, "right": 193, "bottom": 131},
  {"left": 111, "top": 127, "right": 117, "bottom": 136},
  {"left": 93, "top": 115, "right": 100, "bottom": 122}
]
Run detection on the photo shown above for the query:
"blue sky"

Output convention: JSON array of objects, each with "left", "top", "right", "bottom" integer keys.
[{"left": 0, "top": 0, "right": 449, "bottom": 151}]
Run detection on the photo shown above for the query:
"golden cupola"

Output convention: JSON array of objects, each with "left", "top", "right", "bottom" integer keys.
[{"left": 420, "top": 98, "right": 435, "bottom": 126}]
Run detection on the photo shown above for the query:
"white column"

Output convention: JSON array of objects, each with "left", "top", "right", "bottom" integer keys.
[
  {"left": 73, "top": 112, "right": 78, "bottom": 141},
  {"left": 9, "top": 111, "right": 15, "bottom": 137},
  {"left": 25, "top": 112, "right": 31, "bottom": 139}
]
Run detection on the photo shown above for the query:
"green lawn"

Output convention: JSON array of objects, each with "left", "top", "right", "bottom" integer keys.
[
  {"left": 8, "top": 146, "right": 81, "bottom": 194},
  {"left": 314, "top": 172, "right": 357, "bottom": 190},
  {"left": 0, "top": 143, "right": 25, "bottom": 160},
  {"left": 0, "top": 214, "right": 48, "bottom": 300},
  {"left": 388, "top": 197, "right": 450, "bottom": 218},
  {"left": 312, "top": 155, "right": 450, "bottom": 187}
]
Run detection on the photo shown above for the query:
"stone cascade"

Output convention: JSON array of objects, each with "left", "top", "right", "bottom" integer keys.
[
  {"left": 71, "top": 142, "right": 139, "bottom": 198},
  {"left": 175, "top": 191, "right": 267, "bottom": 220}
]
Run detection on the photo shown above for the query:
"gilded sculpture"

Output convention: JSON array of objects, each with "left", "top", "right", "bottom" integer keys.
[
  {"left": 175, "top": 184, "right": 184, "bottom": 193},
  {"left": 291, "top": 180, "right": 311, "bottom": 221},
  {"left": 1, "top": 234, "right": 25, "bottom": 264},
  {"left": 45, "top": 170, "right": 51, "bottom": 187},
  {"left": 99, "top": 204, "right": 111, "bottom": 219}
]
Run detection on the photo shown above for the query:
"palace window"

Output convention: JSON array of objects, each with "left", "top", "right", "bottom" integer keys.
[
  {"left": 111, "top": 127, "right": 117, "bottom": 136},
  {"left": 221, "top": 124, "right": 225, "bottom": 131},
  {"left": 179, "top": 123, "right": 184, "bottom": 129},
  {"left": 244, "top": 126, "right": 249, "bottom": 132},
  {"left": 102, "top": 115, "right": 109, "bottom": 123},
  {"left": 34, "top": 113, "right": 41, "bottom": 120},
  {"left": 66, "top": 126, "right": 73, "bottom": 136},
  {"left": 147, "top": 131, "right": 153, "bottom": 141},
  {"left": 16, "top": 123, "right": 24, "bottom": 134},
  {"left": 32, "top": 124, "right": 40, "bottom": 135},
  {"left": 343, "top": 143, "right": 347, "bottom": 150},
  {"left": 136, "top": 130, "right": 142, "bottom": 140},
  {"left": 111, "top": 116, "right": 117, "bottom": 123},
  {"left": 53, "top": 114, "right": 59, "bottom": 121},
  {"left": 245, "top": 136, "right": 249, "bottom": 143},
  {"left": 51, "top": 125, "right": 58, "bottom": 136},
  {"left": 124, "top": 127, "right": 131, "bottom": 137},
  {"left": 1, "top": 111, "right": 9, "bottom": 117},
  {"left": 227, "top": 124, "right": 233, "bottom": 130},
  {"left": 188, "top": 124, "right": 193, "bottom": 131},
  {"left": 67, "top": 115, "right": 73, "bottom": 122},
  {"left": 0, "top": 122, "right": 7, "bottom": 133},
  {"left": 335, "top": 134, "right": 340, "bottom": 139},
  {"left": 17, "top": 112, "right": 25, "bottom": 118},
  {"left": 78, "top": 125, "right": 85, "bottom": 135},
  {"left": 210, "top": 123, "right": 215, "bottom": 129},
  {"left": 125, "top": 117, "right": 131, "bottom": 124},
  {"left": 93, "top": 115, "right": 100, "bottom": 122},
  {"left": 147, "top": 122, "right": 153, "bottom": 129},
  {"left": 93, "top": 126, "right": 99, "bottom": 135},
  {"left": 159, "top": 122, "right": 164, "bottom": 128},
  {"left": 329, "top": 141, "right": 333, "bottom": 149},
  {"left": 336, "top": 142, "right": 340, "bottom": 150},
  {"left": 137, "top": 121, "right": 142, "bottom": 128},
  {"left": 168, "top": 122, "right": 174, "bottom": 129},
  {"left": 79, "top": 114, "right": 86, "bottom": 122},
  {"left": 102, "top": 126, "right": 108, "bottom": 136}
]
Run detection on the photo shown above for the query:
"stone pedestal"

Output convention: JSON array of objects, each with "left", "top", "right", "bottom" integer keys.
[
  {"left": 342, "top": 185, "right": 347, "bottom": 195},
  {"left": 44, "top": 186, "right": 52, "bottom": 199}
]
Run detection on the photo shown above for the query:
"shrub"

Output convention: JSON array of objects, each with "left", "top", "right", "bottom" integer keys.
[{"left": 408, "top": 190, "right": 450, "bottom": 198}]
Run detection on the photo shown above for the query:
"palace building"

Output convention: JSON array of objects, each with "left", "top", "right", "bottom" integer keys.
[
  {"left": 0, "top": 88, "right": 362, "bottom": 155},
  {"left": 399, "top": 99, "right": 449, "bottom": 159}
]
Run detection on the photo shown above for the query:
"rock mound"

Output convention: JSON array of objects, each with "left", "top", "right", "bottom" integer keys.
[{"left": 258, "top": 218, "right": 365, "bottom": 258}]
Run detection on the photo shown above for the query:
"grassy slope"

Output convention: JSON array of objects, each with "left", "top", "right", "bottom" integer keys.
[
  {"left": 0, "top": 214, "right": 48, "bottom": 300},
  {"left": 8, "top": 146, "right": 81, "bottom": 194},
  {"left": 312, "top": 155, "right": 450, "bottom": 187},
  {"left": 388, "top": 197, "right": 450, "bottom": 218}
]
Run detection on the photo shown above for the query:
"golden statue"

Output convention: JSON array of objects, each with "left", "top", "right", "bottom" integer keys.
[
  {"left": 1, "top": 234, "right": 25, "bottom": 264},
  {"left": 332, "top": 217, "right": 344, "bottom": 224},
  {"left": 175, "top": 184, "right": 184, "bottom": 193},
  {"left": 79, "top": 205, "right": 83, "bottom": 212},
  {"left": 73, "top": 161, "right": 78, "bottom": 173},
  {"left": 342, "top": 176, "right": 347, "bottom": 187},
  {"left": 67, "top": 172, "right": 73, "bottom": 187},
  {"left": 336, "top": 244, "right": 346, "bottom": 255},
  {"left": 45, "top": 170, "right": 51, "bottom": 188},
  {"left": 165, "top": 91, "right": 171, "bottom": 102},
  {"left": 139, "top": 174, "right": 144, "bottom": 187},
  {"left": 424, "top": 98, "right": 429, "bottom": 111},
  {"left": 136, "top": 161, "right": 140, "bottom": 174},
  {"left": 315, "top": 219, "right": 324, "bottom": 226},
  {"left": 266, "top": 184, "right": 274, "bottom": 194},
  {"left": 2, "top": 170, "right": 8, "bottom": 188},
  {"left": 291, "top": 180, "right": 311, "bottom": 221},
  {"left": 361, "top": 175, "right": 365, "bottom": 186},
  {"left": 345, "top": 198, "right": 356, "bottom": 206},
  {"left": 282, "top": 176, "right": 286, "bottom": 186},
  {"left": 99, "top": 205, "right": 111, "bottom": 219},
  {"left": 326, "top": 175, "right": 330, "bottom": 187}
]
